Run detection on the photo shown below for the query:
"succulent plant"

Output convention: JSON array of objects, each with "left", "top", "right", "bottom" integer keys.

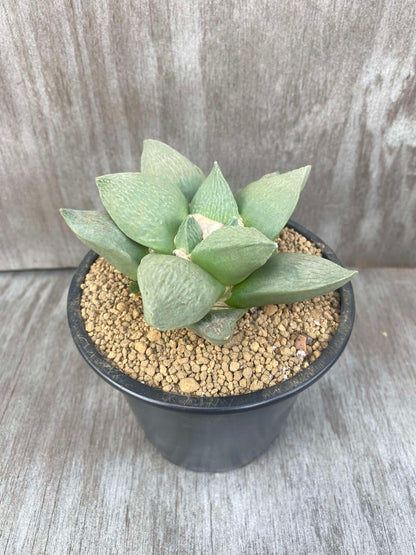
[{"left": 61, "top": 140, "right": 357, "bottom": 345}]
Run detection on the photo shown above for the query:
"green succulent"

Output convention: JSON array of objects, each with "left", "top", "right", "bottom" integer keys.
[{"left": 61, "top": 140, "right": 357, "bottom": 345}]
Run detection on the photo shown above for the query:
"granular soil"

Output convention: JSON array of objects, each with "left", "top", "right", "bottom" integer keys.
[{"left": 80, "top": 227, "right": 340, "bottom": 397}]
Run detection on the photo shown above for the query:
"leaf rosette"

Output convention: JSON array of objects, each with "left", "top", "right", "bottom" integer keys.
[{"left": 61, "top": 140, "right": 357, "bottom": 345}]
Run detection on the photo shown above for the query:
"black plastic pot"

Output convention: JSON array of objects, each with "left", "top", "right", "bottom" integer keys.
[{"left": 67, "top": 220, "right": 355, "bottom": 472}]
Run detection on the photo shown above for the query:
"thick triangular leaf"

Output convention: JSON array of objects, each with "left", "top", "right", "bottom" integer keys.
[
  {"left": 174, "top": 215, "right": 203, "bottom": 253},
  {"left": 187, "top": 308, "right": 246, "bottom": 345},
  {"left": 227, "top": 252, "right": 357, "bottom": 308},
  {"left": 190, "top": 162, "right": 239, "bottom": 224},
  {"left": 60, "top": 209, "right": 147, "bottom": 280},
  {"left": 141, "top": 139, "right": 205, "bottom": 201},
  {"left": 137, "top": 254, "right": 225, "bottom": 330},
  {"left": 235, "top": 166, "right": 311, "bottom": 240},
  {"left": 191, "top": 226, "right": 277, "bottom": 285},
  {"left": 96, "top": 172, "right": 188, "bottom": 254}
]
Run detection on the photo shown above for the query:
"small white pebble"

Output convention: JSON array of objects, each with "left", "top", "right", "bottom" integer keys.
[
  {"left": 271, "top": 345, "right": 277, "bottom": 350},
  {"left": 296, "top": 350, "right": 306, "bottom": 359},
  {"left": 314, "top": 320, "right": 321, "bottom": 326}
]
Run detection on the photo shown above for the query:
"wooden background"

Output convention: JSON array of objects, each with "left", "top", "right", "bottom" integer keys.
[
  {"left": 1, "top": 267, "right": 416, "bottom": 553},
  {"left": 1, "top": 0, "right": 416, "bottom": 270}
]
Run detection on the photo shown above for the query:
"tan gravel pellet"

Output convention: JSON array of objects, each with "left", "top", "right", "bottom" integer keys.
[
  {"left": 80, "top": 227, "right": 341, "bottom": 397},
  {"left": 179, "top": 378, "right": 199, "bottom": 393}
]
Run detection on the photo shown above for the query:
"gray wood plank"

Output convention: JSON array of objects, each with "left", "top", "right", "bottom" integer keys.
[
  {"left": 0, "top": 269, "right": 415, "bottom": 554},
  {"left": 1, "top": 0, "right": 416, "bottom": 270}
]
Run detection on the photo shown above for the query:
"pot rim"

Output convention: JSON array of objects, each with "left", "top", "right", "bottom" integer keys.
[{"left": 67, "top": 220, "right": 355, "bottom": 414}]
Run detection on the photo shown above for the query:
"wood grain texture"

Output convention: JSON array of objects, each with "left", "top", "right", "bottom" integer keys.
[
  {"left": 1, "top": 0, "right": 416, "bottom": 270},
  {"left": 1, "top": 269, "right": 416, "bottom": 553}
]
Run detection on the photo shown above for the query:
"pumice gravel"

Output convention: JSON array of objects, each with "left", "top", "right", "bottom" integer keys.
[
  {"left": 61, "top": 138, "right": 356, "bottom": 346},
  {"left": 80, "top": 227, "right": 340, "bottom": 397}
]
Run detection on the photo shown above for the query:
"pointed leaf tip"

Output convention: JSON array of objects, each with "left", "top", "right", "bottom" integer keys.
[
  {"left": 227, "top": 252, "right": 357, "bottom": 308},
  {"left": 141, "top": 139, "right": 205, "bottom": 201},
  {"left": 236, "top": 165, "right": 311, "bottom": 240},
  {"left": 174, "top": 215, "right": 203, "bottom": 253},
  {"left": 190, "top": 162, "right": 239, "bottom": 224}
]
